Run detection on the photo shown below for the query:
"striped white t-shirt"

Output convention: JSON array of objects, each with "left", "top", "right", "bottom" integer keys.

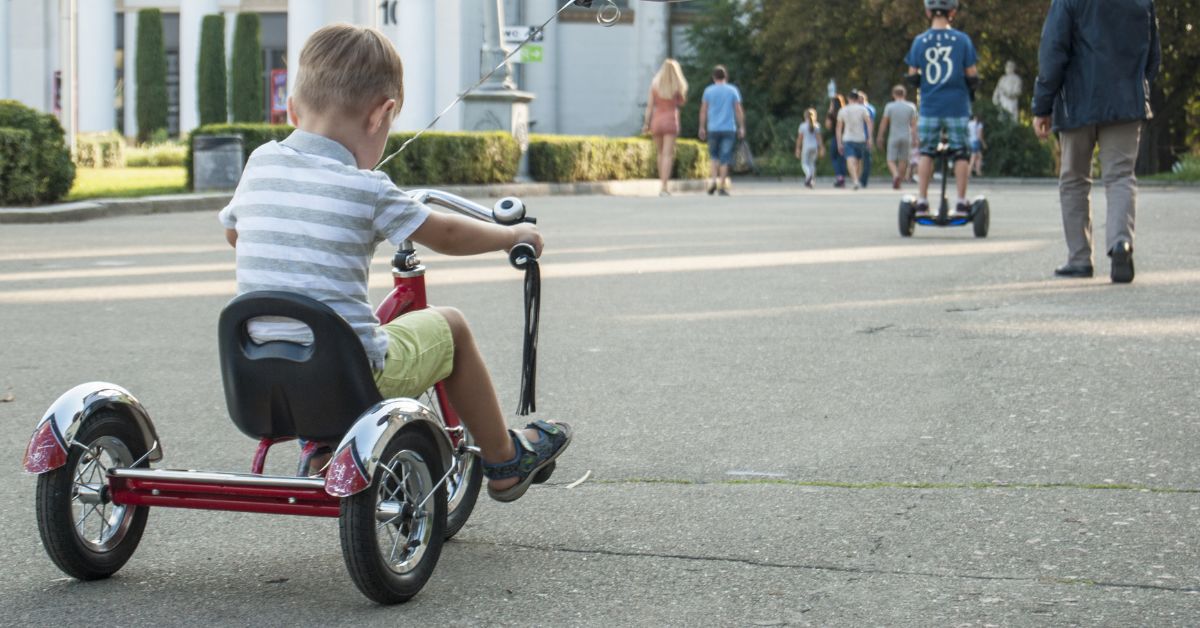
[{"left": 218, "top": 130, "right": 430, "bottom": 369}]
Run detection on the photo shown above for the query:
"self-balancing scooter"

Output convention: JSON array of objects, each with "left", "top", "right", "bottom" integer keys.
[{"left": 898, "top": 133, "right": 989, "bottom": 238}]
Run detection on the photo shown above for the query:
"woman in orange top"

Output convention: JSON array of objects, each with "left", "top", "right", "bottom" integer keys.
[{"left": 642, "top": 59, "right": 688, "bottom": 197}]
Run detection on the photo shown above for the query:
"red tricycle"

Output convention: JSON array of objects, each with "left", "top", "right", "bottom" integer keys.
[{"left": 22, "top": 189, "right": 540, "bottom": 604}]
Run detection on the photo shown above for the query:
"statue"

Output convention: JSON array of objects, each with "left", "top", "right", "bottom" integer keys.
[{"left": 992, "top": 60, "right": 1023, "bottom": 121}]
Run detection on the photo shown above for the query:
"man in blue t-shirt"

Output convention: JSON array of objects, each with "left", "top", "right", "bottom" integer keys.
[
  {"left": 904, "top": 0, "right": 979, "bottom": 215},
  {"left": 698, "top": 65, "right": 745, "bottom": 196}
]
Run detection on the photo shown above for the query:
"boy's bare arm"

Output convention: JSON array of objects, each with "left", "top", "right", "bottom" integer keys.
[
  {"left": 225, "top": 228, "right": 237, "bottom": 247},
  {"left": 410, "top": 211, "right": 542, "bottom": 257}
]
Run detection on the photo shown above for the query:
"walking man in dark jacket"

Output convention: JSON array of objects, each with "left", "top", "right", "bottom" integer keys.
[{"left": 1033, "top": 0, "right": 1160, "bottom": 283}]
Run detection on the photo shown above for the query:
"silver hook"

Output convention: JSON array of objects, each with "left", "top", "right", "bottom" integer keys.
[{"left": 597, "top": 0, "right": 620, "bottom": 26}]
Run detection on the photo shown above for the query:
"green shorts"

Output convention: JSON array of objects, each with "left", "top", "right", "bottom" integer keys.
[{"left": 373, "top": 309, "right": 455, "bottom": 399}]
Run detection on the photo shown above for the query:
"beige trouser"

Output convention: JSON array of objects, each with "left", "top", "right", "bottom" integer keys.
[{"left": 1058, "top": 120, "right": 1142, "bottom": 266}]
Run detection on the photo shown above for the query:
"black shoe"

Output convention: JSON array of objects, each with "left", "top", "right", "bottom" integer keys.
[
  {"left": 1109, "top": 241, "right": 1134, "bottom": 283},
  {"left": 707, "top": 182, "right": 717, "bottom": 195},
  {"left": 1054, "top": 263, "right": 1094, "bottom": 278},
  {"left": 718, "top": 188, "right": 730, "bottom": 196},
  {"left": 914, "top": 198, "right": 931, "bottom": 216}
]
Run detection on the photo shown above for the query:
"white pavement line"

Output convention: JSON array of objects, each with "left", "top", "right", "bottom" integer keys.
[
  {"left": 0, "top": 244, "right": 232, "bottom": 262},
  {"left": 0, "top": 262, "right": 235, "bottom": 283},
  {"left": 0, "top": 240, "right": 1049, "bottom": 304}
]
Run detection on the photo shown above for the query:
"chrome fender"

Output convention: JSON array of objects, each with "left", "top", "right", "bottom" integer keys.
[
  {"left": 324, "top": 398, "right": 453, "bottom": 497},
  {"left": 23, "top": 382, "right": 164, "bottom": 474}
]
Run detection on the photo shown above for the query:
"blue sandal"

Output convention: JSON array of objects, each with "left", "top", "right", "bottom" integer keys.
[{"left": 482, "top": 420, "right": 573, "bottom": 503}]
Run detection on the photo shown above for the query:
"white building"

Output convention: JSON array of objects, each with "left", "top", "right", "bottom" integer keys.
[{"left": 0, "top": 0, "right": 698, "bottom": 143}]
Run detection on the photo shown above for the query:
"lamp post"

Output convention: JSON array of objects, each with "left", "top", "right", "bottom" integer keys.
[{"left": 463, "top": 0, "right": 534, "bottom": 179}]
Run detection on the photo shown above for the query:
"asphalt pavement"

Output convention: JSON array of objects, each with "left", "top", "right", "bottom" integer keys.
[{"left": 1, "top": 180, "right": 1198, "bottom": 626}]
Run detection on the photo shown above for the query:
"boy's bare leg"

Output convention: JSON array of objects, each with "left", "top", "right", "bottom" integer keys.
[
  {"left": 846, "top": 157, "right": 861, "bottom": 187},
  {"left": 887, "top": 159, "right": 900, "bottom": 181},
  {"left": 917, "top": 155, "right": 935, "bottom": 200},
  {"left": 435, "top": 306, "right": 541, "bottom": 492},
  {"left": 955, "top": 159, "right": 970, "bottom": 201}
]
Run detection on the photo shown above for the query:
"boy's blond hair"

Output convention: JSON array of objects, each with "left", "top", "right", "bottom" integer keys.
[{"left": 293, "top": 24, "right": 404, "bottom": 115}]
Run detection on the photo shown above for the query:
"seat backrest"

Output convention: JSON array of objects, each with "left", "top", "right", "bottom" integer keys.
[{"left": 218, "top": 291, "right": 383, "bottom": 442}]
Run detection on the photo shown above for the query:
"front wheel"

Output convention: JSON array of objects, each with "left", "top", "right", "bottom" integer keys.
[
  {"left": 899, "top": 202, "right": 916, "bottom": 237},
  {"left": 339, "top": 428, "right": 446, "bottom": 605},
  {"left": 35, "top": 410, "right": 150, "bottom": 580},
  {"left": 972, "top": 201, "right": 990, "bottom": 238}
]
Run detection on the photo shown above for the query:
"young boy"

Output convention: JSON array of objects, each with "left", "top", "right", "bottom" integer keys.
[
  {"left": 905, "top": 0, "right": 980, "bottom": 214},
  {"left": 217, "top": 24, "right": 571, "bottom": 502},
  {"left": 835, "top": 90, "right": 873, "bottom": 191},
  {"left": 876, "top": 85, "right": 918, "bottom": 190}
]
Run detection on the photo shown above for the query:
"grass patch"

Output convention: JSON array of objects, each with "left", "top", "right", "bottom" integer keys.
[
  {"left": 67, "top": 167, "right": 187, "bottom": 201},
  {"left": 1148, "top": 154, "right": 1200, "bottom": 182}
]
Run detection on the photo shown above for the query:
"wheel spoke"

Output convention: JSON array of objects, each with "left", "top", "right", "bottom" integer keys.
[
  {"left": 388, "top": 521, "right": 404, "bottom": 565},
  {"left": 75, "top": 503, "right": 99, "bottom": 533}
]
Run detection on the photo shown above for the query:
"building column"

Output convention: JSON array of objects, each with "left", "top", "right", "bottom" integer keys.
[
  {"left": 432, "top": 0, "right": 461, "bottom": 131},
  {"left": 389, "top": 0, "right": 434, "bottom": 131},
  {"left": 525, "top": 0, "right": 559, "bottom": 134},
  {"left": 0, "top": 0, "right": 10, "bottom": 100},
  {"left": 179, "top": 0, "right": 219, "bottom": 134},
  {"left": 634, "top": 0, "right": 669, "bottom": 104},
  {"left": 76, "top": 0, "right": 115, "bottom": 132},
  {"left": 286, "top": 0, "right": 325, "bottom": 98},
  {"left": 122, "top": 11, "right": 137, "bottom": 138}
]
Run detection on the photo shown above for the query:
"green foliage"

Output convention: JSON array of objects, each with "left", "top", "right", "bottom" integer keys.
[
  {"left": 0, "top": 128, "right": 38, "bottom": 205},
  {"left": 685, "top": 0, "right": 1199, "bottom": 175},
  {"left": 974, "top": 100, "right": 1054, "bottom": 177},
  {"left": 528, "top": 135, "right": 709, "bottom": 182},
  {"left": 187, "top": 125, "right": 521, "bottom": 188},
  {"left": 1149, "top": 153, "right": 1200, "bottom": 182},
  {"left": 378, "top": 132, "right": 520, "bottom": 186},
  {"left": 74, "top": 132, "right": 126, "bottom": 168},
  {"left": 198, "top": 14, "right": 228, "bottom": 126},
  {"left": 126, "top": 141, "right": 187, "bottom": 168},
  {"left": 136, "top": 9, "right": 168, "bottom": 142},
  {"left": 230, "top": 14, "right": 265, "bottom": 123},
  {"left": 0, "top": 99, "right": 76, "bottom": 203}
]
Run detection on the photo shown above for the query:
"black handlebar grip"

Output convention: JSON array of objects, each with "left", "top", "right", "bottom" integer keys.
[{"left": 509, "top": 243, "right": 537, "bottom": 269}]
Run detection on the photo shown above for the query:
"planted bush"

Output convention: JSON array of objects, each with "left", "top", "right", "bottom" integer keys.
[
  {"left": 126, "top": 142, "right": 188, "bottom": 168},
  {"left": 136, "top": 9, "right": 168, "bottom": 141},
  {"left": 74, "top": 132, "right": 126, "bottom": 168},
  {"left": 528, "top": 135, "right": 709, "bottom": 182},
  {"left": 0, "top": 99, "right": 75, "bottom": 203},
  {"left": 188, "top": 124, "right": 520, "bottom": 189},
  {"left": 230, "top": 14, "right": 264, "bottom": 122},
  {"left": 0, "top": 128, "right": 38, "bottom": 205},
  {"left": 197, "top": 14, "right": 227, "bottom": 126}
]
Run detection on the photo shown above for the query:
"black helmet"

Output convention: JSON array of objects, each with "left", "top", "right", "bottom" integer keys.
[{"left": 924, "top": 0, "right": 959, "bottom": 11}]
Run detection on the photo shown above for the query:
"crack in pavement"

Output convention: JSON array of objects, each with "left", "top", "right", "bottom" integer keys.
[{"left": 459, "top": 539, "right": 1200, "bottom": 595}]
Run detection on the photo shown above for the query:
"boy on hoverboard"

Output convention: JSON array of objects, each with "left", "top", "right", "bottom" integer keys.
[{"left": 905, "top": 0, "right": 981, "bottom": 217}]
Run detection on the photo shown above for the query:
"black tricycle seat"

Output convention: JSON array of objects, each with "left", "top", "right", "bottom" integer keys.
[{"left": 218, "top": 291, "right": 382, "bottom": 442}]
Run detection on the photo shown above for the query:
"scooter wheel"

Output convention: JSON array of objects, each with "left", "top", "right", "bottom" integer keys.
[
  {"left": 340, "top": 427, "right": 446, "bottom": 605},
  {"left": 419, "top": 387, "right": 481, "bottom": 541},
  {"left": 899, "top": 202, "right": 916, "bottom": 237},
  {"left": 972, "top": 200, "right": 990, "bottom": 238},
  {"left": 35, "top": 410, "right": 150, "bottom": 580}
]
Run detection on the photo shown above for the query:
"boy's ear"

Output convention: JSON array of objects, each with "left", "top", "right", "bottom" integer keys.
[
  {"left": 287, "top": 97, "right": 299, "bottom": 127},
  {"left": 369, "top": 99, "right": 397, "bottom": 133}
]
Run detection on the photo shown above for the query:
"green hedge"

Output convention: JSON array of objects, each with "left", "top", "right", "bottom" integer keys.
[
  {"left": 527, "top": 135, "right": 710, "bottom": 182},
  {"left": 0, "top": 99, "right": 75, "bottom": 203},
  {"left": 197, "top": 14, "right": 227, "bottom": 126},
  {"left": 74, "top": 132, "right": 126, "bottom": 168},
  {"left": 136, "top": 9, "right": 168, "bottom": 142},
  {"left": 230, "top": 14, "right": 264, "bottom": 122},
  {"left": 0, "top": 128, "right": 38, "bottom": 205},
  {"left": 188, "top": 124, "right": 712, "bottom": 189},
  {"left": 127, "top": 142, "right": 187, "bottom": 168}
]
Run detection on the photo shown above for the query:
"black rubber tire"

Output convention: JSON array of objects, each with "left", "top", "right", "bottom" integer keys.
[
  {"left": 899, "top": 202, "right": 916, "bottom": 237},
  {"left": 340, "top": 428, "right": 446, "bottom": 605},
  {"left": 973, "top": 202, "right": 990, "bottom": 238},
  {"left": 422, "top": 389, "right": 480, "bottom": 540},
  {"left": 35, "top": 410, "right": 150, "bottom": 580}
]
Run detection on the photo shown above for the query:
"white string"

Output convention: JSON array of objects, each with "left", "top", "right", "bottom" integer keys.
[{"left": 375, "top": 0, "right": 583, "bottom": 171}]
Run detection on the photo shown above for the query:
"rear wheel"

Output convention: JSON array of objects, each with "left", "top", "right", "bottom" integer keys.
[
  {"left": 35, "top": 411, "right": 150, "bottom": 580},
  {"left": 419, "top": 387, "right": 480, "bottom": 540},
  {"left": 973, "top": 201, "right": 990, "bottom": 238},
  {"left": 340, "top": 428, "right": 446, "bottom": 605},
  {"left": 899, "top": 202, "right": 916, "bottom": 237}
]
